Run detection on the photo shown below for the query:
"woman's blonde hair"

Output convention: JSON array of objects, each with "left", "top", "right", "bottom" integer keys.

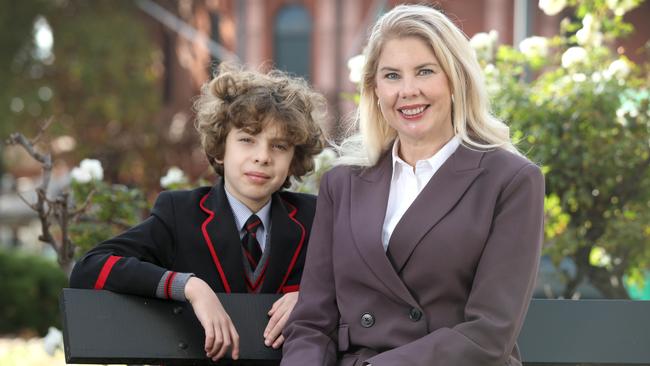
[
  {"left": 338, "top": 4, "right": 518, "bottom": 166},
  {"left": 194, "top": 63, "right": 326, "bottom": 187}
]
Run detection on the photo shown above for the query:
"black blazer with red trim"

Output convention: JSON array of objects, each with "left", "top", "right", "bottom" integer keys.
[{"left": 69, "top": 181, "right": 316, "bottom": 296}]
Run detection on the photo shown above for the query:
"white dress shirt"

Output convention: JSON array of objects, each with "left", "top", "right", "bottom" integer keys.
[{"left": 381, "top": 137, "right": 460, "bottom": 251}]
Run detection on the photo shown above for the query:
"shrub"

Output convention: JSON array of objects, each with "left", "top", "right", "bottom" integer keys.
[{"left": 0, "top": 249, "right": 67, "bottom": 336}]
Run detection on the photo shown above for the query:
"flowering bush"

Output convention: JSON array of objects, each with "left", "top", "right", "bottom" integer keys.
[
  {"left": 69, "top": 159, "right": 147, "bottom": 255},
  {"left": 470, "top": 0, "right": 649, "bottom": 298}
]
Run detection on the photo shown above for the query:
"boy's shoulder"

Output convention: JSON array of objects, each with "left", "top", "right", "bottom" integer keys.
[
  {"left": 277, "top": 190, "right": 317, "bottom": 209},
  {"left": 152, "top": 186, "right": 213, "bottom": 213}
]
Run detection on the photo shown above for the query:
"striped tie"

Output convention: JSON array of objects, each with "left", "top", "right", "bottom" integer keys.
[{"left": 242, "top": 214, "right": 263, "bottom": 270}]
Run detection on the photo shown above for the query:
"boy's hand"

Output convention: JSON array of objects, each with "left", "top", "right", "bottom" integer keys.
[
  {"left": 184, "top": 277, "right": 240, "bottom": 361},
  {"left": 263, "top": 291, "right": 299, "bottom": 348}
]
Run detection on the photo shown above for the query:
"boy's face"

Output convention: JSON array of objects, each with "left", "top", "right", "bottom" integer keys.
[{"left": 218, "top": 121, "right": 295, "bottom": 212}]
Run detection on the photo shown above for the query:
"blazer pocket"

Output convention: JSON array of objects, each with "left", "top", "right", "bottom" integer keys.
[{"left": 337, "top": 324, "right": 350, "bottom": 352}]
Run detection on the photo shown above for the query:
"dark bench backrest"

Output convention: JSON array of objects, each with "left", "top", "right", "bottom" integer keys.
[{"left": 60, "top": 289, "right": 650, "bottom": 365}]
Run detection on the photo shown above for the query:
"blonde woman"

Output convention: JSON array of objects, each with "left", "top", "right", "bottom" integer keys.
[{"left": 281, "top": 4, "right": 544, "bottom": 366}]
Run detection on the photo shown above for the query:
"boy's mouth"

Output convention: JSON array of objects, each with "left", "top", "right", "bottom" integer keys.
[{"left": 245, "top": 171, "right": 271, "bottom": 183}]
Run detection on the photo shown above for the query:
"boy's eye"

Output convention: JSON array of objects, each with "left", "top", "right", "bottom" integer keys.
[
  {"left": 238, "top": 137, "right": 253, "bottom": 143},
  {"left": 273, "top": 143, "right": 289, "bottom": 151},
  {"left": 418, "top": 68, "right": 434, "bottom": 76},
  {"left": 384, "top": 72, "right": 400, "bottom": 80}
]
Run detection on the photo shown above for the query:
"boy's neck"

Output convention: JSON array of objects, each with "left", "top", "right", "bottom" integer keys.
[{"left": 223, "top": 183, "right": 271, "bottom": 213}]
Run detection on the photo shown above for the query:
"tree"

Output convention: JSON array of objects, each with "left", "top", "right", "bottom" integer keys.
[
  {"left": 1, "top": 0, "right": 169, "bottom": 190},
  {"left": 475, "top": 0, "right": 650, "bottom": 298}
]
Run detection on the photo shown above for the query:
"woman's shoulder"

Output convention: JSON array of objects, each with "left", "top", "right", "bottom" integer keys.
[
  {"left": 481, "top": 147, "right": 539, "bottom": 170},
  {"left": 479, "top": 147, "right": 543, "bottom": 184}
]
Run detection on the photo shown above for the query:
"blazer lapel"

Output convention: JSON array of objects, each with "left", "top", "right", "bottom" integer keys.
[
  {"left": 350, "top": 153, "right": 419, "bottom": 307},
  {"left": 261, "top": 194, "right": 304, "bottom": 293},
  {"left": 387, "top": 145, "right": 485, "bottom": 273},
  {"left": 199, "top": 181, "right": 247, "bottom": 293}
]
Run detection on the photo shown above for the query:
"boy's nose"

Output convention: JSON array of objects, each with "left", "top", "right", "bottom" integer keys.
[{"left": 254, "top": 147, "right": 271, "bottom": 165}]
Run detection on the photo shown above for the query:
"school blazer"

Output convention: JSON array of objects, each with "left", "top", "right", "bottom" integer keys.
[
  {"left": 281, "top": 145, "right": 545, "bottom": 366},
  {"left": 70, "top": 181, "right": 316, "bottom": 296}
]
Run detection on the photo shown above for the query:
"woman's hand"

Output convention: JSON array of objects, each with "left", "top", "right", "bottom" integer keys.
[
  {"left": 263, "top": 291, "right": 299, "bottom": 348},
  {"left": 184, "top": 277, "right": 240, "bottom": 361}
]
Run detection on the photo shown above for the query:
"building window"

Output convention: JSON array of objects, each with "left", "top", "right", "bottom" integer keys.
[
  {"left": 209, "top": 12, "right": 221, "bottom": 73},
  {"left": 273, "top": 5, "right": 312, "bottom": 80}
]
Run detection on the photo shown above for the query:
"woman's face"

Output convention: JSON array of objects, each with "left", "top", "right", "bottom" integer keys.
[{"left": 374, "top": 36, "right": 453, "bottom": 148}]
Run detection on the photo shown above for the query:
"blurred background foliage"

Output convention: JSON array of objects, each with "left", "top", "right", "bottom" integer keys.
[
  {"left": 1, "top": 0, "right": 167, "bottom": 189},
  {"left": 479, "top": 0, "right": 650, "bottom": 298},
  {"left": 0, "top": 249, "right": 67, "bottom": 336}
]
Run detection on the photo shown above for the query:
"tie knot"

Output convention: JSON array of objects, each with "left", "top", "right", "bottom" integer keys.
[{"left": 244, "top": 214, "right": 262, "bottom": 234}]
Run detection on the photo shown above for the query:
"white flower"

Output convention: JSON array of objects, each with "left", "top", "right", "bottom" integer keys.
[
  {"left": 347, "top": 54, "right": 366, "bottom": 84},
  {"left": 576, "top": 14, "right": 603, "bottom": 47},
  {"left": 518, "top": 36, "right": 549, "bottom": 59},
  {"left": 484, "top": 63, "right": 496, "bottom": 73},
  {"left": 469, "top": 30, "right": 498, "bottom": 61},
  {"left": 160, "top": 167, "right": 188, "bottom": 188},
  {"left": 561, "top": 46, "right": 588, "bottom": 68},
  {"left": 42, "top": 327, "right": 63, "bottom": 356},
  {"left": 70, "top": 158, "right": 103, "bottom": 183},
  {"left": 539, "top": 0, "right": 567, "bottom": 15},
  {"left": 606, "top": 0, "right": 637, "bottom": 16},
  {"left": 591, "top": 71, "right": 603, "bottom": 82},
  {"left": 572, "top": 73, "right": 587, "bottom": 82},
  {"left": 605, "top": 58, "right": 631, "bottom": 81}
]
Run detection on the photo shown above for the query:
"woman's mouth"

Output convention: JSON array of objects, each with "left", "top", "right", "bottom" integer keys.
[{"left": 398, "top": 105, "right": 429, "bottom": 120}]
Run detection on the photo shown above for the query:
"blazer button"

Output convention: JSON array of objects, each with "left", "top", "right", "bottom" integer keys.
[
  {"left": 409, "top": 308, "right": 422, "bottom": 322},
  {"left": 360, "top": 312, "right": 375, "bottom": 328}
]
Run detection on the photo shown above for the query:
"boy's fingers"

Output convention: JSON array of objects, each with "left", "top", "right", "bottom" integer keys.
[
  {"left": 203, "top": 322, "right": 215, "bottom": 352},
  {"left": 265, "top": 310, "right": 289, "bottom": 346},
  {"left": 210, "top": 324, "right": 224, "bottom": 357},
  {"left": 264, "top": 311, "right": 281, "bottom": 340},
  {"left": 213, "top": 322, "right": 230, "bottom": 360},
  {"left": 264, "top": 308, "right": 282, "bottom": 337},
  {"left": 268, "top": 297, "right": 282, "bottom": 315},
  {"left": 230, "top": 323, "right": 240, "bottom": 360},
  {"left": 272, "top": 335, "right": 285, "bottom": 349}
]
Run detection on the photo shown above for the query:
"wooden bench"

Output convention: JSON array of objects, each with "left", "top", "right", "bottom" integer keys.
[{"left": 60, "top": 288, "right": 650, "bottom": 365}]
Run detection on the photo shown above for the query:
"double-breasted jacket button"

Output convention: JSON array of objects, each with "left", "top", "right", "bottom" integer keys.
[
  {"left": 360, "top": 312, "right": 375, "bottom": 328},
  {"left": 409, "top": 307, "right": 422, "bottom": 322}
]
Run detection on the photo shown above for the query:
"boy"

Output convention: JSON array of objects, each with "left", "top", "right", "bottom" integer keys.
[{"left": 69, "top": 63, "right": 326, "bottom": 362}]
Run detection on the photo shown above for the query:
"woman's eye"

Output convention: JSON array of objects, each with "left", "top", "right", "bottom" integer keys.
[
  {"left": 418, "top": 68, "right": 434, "bottom": 76},
  {"left": 273, "top": 143, "right": 288, "bottom": 151},
  {"left": 239, "top": 137, "right": 253, "bottom": 143},
  {"left": 384, "top": 72, "right": 399, "bottom": 80}
]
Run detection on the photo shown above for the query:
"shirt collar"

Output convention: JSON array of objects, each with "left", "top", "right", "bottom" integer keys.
[
  {"left": 224, "top": 185, "right": 272, "bottom": 232},
  {"left": 391, "top": 136, "right": 461, "bottom": 175}
]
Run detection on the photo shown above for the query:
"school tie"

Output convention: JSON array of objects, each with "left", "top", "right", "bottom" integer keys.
[{"left": 242, "top": 214, "right": 263, "bottom": 270}]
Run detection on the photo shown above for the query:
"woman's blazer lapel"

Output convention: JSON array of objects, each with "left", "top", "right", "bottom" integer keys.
[
  {"left": 349, "top": 153, "right": 419, "bottom": 307},
  {"left": 386, "top": 145, "right": 485, "bottom": 273}
]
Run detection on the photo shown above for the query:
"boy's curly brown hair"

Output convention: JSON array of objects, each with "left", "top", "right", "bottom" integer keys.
[{"left": 194, "top": 63, "right": 327, "bottom": 188}]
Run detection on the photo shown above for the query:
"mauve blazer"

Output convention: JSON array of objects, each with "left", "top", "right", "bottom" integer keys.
[{"left": 281, "top": 144, "right": 545, "bottom": 366}]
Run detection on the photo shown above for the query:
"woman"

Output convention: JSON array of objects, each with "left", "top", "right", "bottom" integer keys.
[{"left": 281, "top": 4, "right": 544, "bottom": 366}]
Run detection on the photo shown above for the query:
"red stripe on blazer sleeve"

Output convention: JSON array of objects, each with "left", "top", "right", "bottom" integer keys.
[
  {"left": 93, "top": 255, "right": 123, "bottom": 289},
  {"left": 164, "top": 271, "right": 177, "bottom": 299},
  {"left": 281, "top": 284, "right": 300, "bottom": 293}
]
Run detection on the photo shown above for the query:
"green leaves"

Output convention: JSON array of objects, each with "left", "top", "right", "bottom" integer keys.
[{"left": 485, "top": 0, "right": 650, "bottom": 297}]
